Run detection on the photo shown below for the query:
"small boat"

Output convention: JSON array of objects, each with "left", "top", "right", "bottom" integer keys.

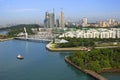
[{"left": 17, "top": 54, "right": 24, "bottom": 60}]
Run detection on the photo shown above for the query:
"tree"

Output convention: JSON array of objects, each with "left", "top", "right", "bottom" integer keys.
[
  {"left": 100, "top": 60, "right": 111, "bottom": 68},
  {"left": 68, "top": 48, "right": 120, "bottom": 72},
  {"left": 88, "top": 61, "right": 101, "bottom": 73}
]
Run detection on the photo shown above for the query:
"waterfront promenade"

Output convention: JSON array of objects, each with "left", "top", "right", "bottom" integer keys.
[{"left": 46, "top": 42, "right": 91, "bottom": 51}]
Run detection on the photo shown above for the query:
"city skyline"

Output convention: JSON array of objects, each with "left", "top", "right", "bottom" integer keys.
[{"left": 0, "top": 0, "right": 120, "bottom": 26}]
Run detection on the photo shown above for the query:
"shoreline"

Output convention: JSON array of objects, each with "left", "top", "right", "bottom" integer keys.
[
  {"left": 64, "top": 56, "right": 107, "bottom": 80},
  {"left": 95, "top": 46, "right": 120, "bottom": 49},
  {"left": 0, "top": 38, "right": 13, "bottom": 42},
  {"left": 101, "top": 68, "right": 120, "bottom": 73},
  {"left": 46, "top": 42, "right": 91, "bottom": 51}
]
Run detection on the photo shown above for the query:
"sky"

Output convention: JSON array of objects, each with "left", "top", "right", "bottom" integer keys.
[{"left": 0, "top": 0, "right": 120, "bottom": 26}]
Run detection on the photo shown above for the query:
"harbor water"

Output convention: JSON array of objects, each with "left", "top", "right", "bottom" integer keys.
[
  {"left": 0, "top": 40, "right": 94, "bottom": 80},
  {"left": 0, "top": 40, "right": 119, "bottom": 80}
]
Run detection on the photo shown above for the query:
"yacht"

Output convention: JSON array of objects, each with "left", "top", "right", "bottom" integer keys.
[{"left": 17, "top": 54, "right": 24, "bottom": 59}]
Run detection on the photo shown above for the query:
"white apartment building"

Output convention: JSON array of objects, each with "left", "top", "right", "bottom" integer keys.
[
  {"left": 59, "top": 28, "right": 120, "bottom": 39},
  {"left": 116, "top": 29, "right": 120, "bottom": 38}
]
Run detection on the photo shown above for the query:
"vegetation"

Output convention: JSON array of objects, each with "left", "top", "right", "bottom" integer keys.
[
  {"left": 68, "top": 48, "right": 120, "bottom": 73},
  {"left": 57, "top": 38, "right": 95, "bottom": 48},
  {"left": 57, "top": 37, "right": 120, "bottom": 48},
  {"left": 7, "top": 24, "right": 40, "bottom": 37},
  {"left": 0, "top": 34, "right": 8, "bottom": 39}
]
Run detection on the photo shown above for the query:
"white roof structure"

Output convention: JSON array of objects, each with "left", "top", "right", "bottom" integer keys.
[
  {"left": 17, "top": 32, "right": 24, "bottom": 36},
  {"left": 59, "top": 39, "right": 68, "bottom": 43},
  {"left": 55, "top": 39, "right": 68, "bottom": 43}
]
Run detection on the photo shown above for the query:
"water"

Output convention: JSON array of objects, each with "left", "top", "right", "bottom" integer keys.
[
  {"left": 0, "top": 30, "right": 8, "bottom": 35},
  {"left": 0, "top": 40, "right": 94, "bottom": 80},
  {"left": 101, "top": 73, "right": 120, "bottom": 80}
]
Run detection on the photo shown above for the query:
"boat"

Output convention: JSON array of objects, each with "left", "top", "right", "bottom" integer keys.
[{"left": 17, "top": 54, "right": 24, "bottom": 59}]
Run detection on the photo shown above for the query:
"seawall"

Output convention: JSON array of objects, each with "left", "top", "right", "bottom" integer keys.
[{"left": 64, "top": 56, "right": 107, "bottom": 80}]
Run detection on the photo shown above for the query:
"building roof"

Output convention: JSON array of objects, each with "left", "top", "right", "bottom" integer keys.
[{"left": 55, "top": 39, "right": 68, "bottom": 43}]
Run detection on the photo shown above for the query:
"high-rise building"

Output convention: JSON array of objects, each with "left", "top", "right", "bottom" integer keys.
[
  {"left": 44, "top": 11, "right": 55, "bottom": 28},
  {"left": 56, "top": 19, "right": 59, "bottom": 27},
  {"left": 44, "top": 11, "right": 50, "bottom": 28},
  {"left": 99, "top": 21, "right": 108, "bottom": 27},
  {"left": 49, "top": 13, "right": 55, "bottom": 28},
  {"left": 59, "top": 11, "right": 65, "bottom": 28},
  {"left": 81, "top": 17, "right": 88, "bottom": 27},
  {"left": 108, "top": 19, "right": 112, "bottom": 25}
]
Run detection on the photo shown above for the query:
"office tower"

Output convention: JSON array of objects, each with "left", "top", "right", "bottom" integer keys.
[
  {"left": 99, "top": 21, "right": 108, "bottom": 27},
  {"left": 44, "top": 11, "right": 55, "bottom": 28},
  {"left": 108, "top": 19, "right": 112, "bottom": 25},
  {"left": 44, "top": 11, "right": 50, "bottom": 28},
  {"left": 81, "top": 17, "right": 88, "bottom": 27},
  {"left": 108, "top": 19, "right": 115, "bottom": 26},
  {"left": 49, "top": 13, "right": 55, "bottom": 28},
  {"left": 56, "top": 19, "right": 59, "bottom": 27},
  {"left": 59, "top": 11, "right": 65, "bottom": 28}
]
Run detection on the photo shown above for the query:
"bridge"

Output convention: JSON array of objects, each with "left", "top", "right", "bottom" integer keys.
[
  {"left": 15, "top": 27, "right": 54, "bottom": 42},
  {"left": 14, "top": 37, "right": 52, "bottom": 42}
]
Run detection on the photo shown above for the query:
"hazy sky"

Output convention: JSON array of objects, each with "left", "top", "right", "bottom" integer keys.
[{"left": 0, "top": 0, "right": 120, "bottom": 26}]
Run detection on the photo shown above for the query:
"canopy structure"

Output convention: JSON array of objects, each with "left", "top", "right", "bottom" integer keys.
[{"left": 55, "top": 39, "right": 68, "bottom": 43}]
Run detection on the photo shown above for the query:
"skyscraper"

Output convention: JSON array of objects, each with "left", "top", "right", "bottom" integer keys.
[
  {"left": 59, "top": 11, "right": 65, "bottom": 28},
  {"left": 107, "top": 19, "right": 115, "bottom": 26},
  {"left": 44, "top": 11, "right": 50, "bottom": 28},
  {"left": 81, "top": 17, "right": 88, "bottom": 27},
  {"left": 56, "top": 19, "right": 59, "bottom": 27},
  {"left": 49, "top": 13, "right": 55, "bottom": 28},
  {"left": 44, "top": 11, "right": 55, "bottom": 28}
]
